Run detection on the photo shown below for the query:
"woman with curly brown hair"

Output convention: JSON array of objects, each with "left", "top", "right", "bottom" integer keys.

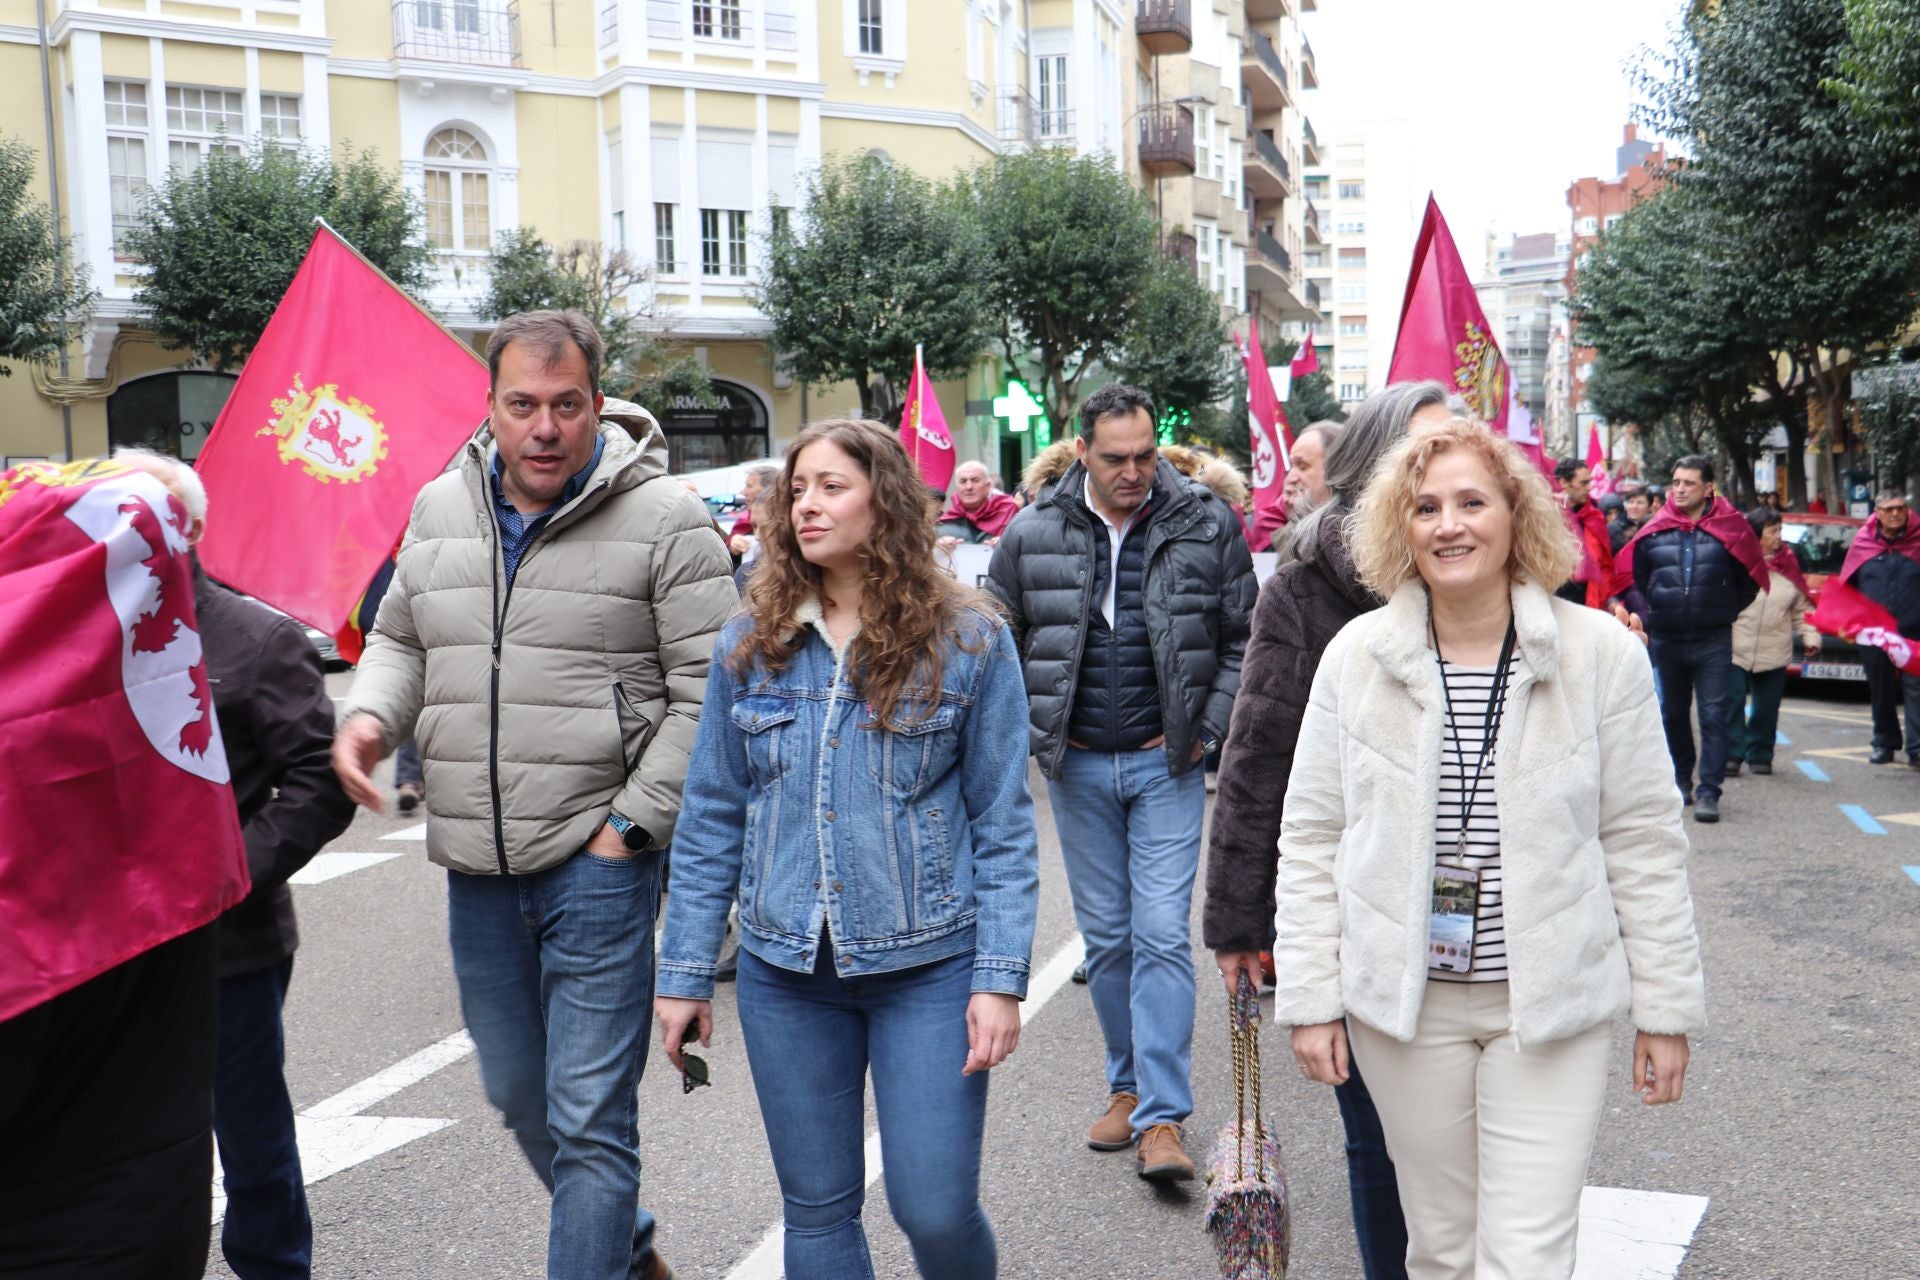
[{"left": 654, "top": 419, "right": 1040, "bottom": 1280}]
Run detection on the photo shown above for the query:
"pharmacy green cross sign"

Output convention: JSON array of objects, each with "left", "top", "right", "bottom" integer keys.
[{"left": 993, "top": 379, "right": 1049, "bottom": 446}]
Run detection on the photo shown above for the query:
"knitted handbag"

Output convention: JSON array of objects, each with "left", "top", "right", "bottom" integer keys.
[{"left": 1203, "top": 970, "right": 1290, "bottom": 1279}]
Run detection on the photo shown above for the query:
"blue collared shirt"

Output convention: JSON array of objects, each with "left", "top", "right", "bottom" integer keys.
[{"left": 489, "top": 435, "right": 604, "bottom": 587}]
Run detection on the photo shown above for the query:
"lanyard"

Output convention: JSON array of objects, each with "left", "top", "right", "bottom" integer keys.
[{"left": 1431, "top": 614, "right": 1517, "bottom": 861}]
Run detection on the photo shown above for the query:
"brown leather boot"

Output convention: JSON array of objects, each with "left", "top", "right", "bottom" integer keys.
[
  {"left": 1135, "top": 1123, "right": 1195, "bottom": 1181},
  {"left": 1087, "top": 1092, "right": 1138, "bottom": 1151}
]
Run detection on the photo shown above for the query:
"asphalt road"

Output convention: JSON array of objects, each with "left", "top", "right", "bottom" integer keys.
[{"left": 200, "top": 673, "right": 1920, "bottom": 1278}]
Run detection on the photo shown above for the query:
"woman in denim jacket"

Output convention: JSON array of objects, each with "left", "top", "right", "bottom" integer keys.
[{"left": 656, "top": 419, "right": 1041, "bottom": 1280}]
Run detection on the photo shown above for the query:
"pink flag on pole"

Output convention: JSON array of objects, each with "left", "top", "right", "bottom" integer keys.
[
  {"left": 899, "top": 344, "right": 956, "bottom": 493},
  {"left": 1388, "top": 196, "right": 1551, "bottom": 472},
  {"left": 1584, "top": 424, "right": 1614, "bottom": 496},
  {"left": 1290, "top": 328, "right": 1321, "bottom": 378},
  {"left": 1242, "top": 316, "right": 1291, "bottom": 549}
]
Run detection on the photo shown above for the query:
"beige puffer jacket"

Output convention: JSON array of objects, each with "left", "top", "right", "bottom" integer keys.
[
  {"left": 344, "top": 402, "right": 738, "bottom": 875},
  {"left": 1731, "top": 568, "right": 1819, "bottom": 673}
]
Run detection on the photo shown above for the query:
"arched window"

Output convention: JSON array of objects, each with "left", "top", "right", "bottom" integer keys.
[
  {"left": 107, "top": 371, "right": 239, "bottom": 462},
  {"left": 425, "top": 127, "right": 492, "bottom": 251}
]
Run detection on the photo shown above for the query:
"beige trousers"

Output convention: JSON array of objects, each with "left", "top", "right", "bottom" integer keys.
[{"left": 1346, "top": 982, "right": 1613, "bottom": 1280}]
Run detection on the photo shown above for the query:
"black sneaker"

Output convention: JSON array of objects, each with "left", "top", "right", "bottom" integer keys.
[
  {"left": 1750, "top": 762, "right": 1772, "bottom": 775},
  {"left": 1870, "top": 747, "right": 1894, "bottom": 764},
  {"left": 1694, "top": 792, "right": 1720, "bottom": 823},
  {"left": 1071, "top": 962, "right": 1088, "bottom": 985},
  {"left": 1726, "top": 760, "right": 1744, "bottom": 778}
]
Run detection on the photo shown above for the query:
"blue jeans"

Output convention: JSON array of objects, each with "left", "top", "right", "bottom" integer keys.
[
  {"left": 1047, "top": 746, "right": 1203, "bottom": 1131},
  {"left": 395, "top": 738, "right": 423, "bottom": 788},
  {"left": 1335, "top": 1052, "right": 1410, "bottom": 1280},
  {"left": 1649, "top": 630, "right": 1733, "bottom": 799},
  {"left": 215, "top": 958, "right": 311, "bottom": 1280},
  {"left": 736, "top": 945, "right": 994, "bottom": 1280},
  {"left": 447, "top": 851, "right": 663, "bottom": 1280}
]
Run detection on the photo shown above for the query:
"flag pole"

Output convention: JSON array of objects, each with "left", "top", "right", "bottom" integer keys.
[
  {"left": 312, "top": 217, "right": 486, "bottom": 368},
  {"left": 912, "top": 343, "right": 924, "bottom": 476}
]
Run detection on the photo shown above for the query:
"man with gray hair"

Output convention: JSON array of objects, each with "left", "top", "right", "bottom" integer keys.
[
  {"left": 113, "top": 445, "right": 355, "bottom": 1280},
  {"left": 726, "top": 461, "right": 780, "bottom": 557},
  {"left": 332, "top": 310, "right": 736, "bottom": 1280}
]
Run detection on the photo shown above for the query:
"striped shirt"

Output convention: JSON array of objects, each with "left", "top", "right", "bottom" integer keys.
[{"left": 1431, "top": 660, "right": 1514, "bottom": 984}]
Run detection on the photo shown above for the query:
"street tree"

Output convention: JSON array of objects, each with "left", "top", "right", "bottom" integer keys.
[
  {"left": 0, "top": 135, "right": 95, "bottom": 377},
  {"left": 973, "top": 148, "right": 1160, "bottom": 434},
  {"left": 757, "top": 152, "right": 991, "bottom": 424},
  {"left": 124, "top": 142, "right": 431, "bottom": 371},
  {"left": 1108, "top": 254, "right": 1233, "bottom": 447},
  {"left": 1829, "top": 0, "right": 1920, "bottom": 208},
  {"left": 1642, "top": 0, "right": 1920, "bottom": 507},
  {"left": 1264, "top": 333, "right": 1346, "bottom": 428},
  {"left": 483, "top": 229, "right": 713, "bottom": 410},
  {"left": 1855, "top": 360, "right": 1920, "bottom": 489}
]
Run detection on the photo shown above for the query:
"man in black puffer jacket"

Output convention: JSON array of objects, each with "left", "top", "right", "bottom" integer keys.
[
  {"left": 987, "top": 384, "right": 1255, "bottom": 1183},
  {"left": 1613, "top": 455, "right": 1765, "bottom": 824},
  {"left": 1840, "top": 492, "right": 1920, "bottom": 764}
]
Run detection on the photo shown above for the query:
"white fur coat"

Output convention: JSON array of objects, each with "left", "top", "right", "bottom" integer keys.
[{"left": 1274, "top": 578, "right": 1707, "bottom": 1045}]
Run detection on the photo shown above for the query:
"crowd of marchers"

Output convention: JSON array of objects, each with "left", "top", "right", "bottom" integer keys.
[{"left": 13, "top": 303, "right": 1916, "bottom": 1280}]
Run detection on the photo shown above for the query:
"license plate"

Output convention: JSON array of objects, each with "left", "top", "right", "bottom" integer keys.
[{"left": 1801, "top": 661, "right": 1866, "bottom": 681}]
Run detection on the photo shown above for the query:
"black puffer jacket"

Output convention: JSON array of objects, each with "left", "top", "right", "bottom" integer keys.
[
  {"left": 1631, "top": 521, "right": 1761, "bottom": 634},
  {"left": 987, "top": 458, "right": 1256, "bottom": 780},
  {"left": 1068, "top": 511, "right": 1162, "bottom": 750},
  {"left": 1203, "top": 507, "right": 1378, "bottom": 952},
  {"left": 1852, "top": 541, "right": 1920, "bottom": 634}
]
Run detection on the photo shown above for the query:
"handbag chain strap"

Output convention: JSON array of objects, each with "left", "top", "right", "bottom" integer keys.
[{"left": 1230, "top": 968, "right": 1269, "bottom": 1184}]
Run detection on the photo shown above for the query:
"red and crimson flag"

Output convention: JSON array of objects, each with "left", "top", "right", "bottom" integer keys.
[
  {"left": 900, "top": 344, "right": 957, "bottom": 493},
  {"left": 1290, "top": 328, "right": 1321, "bottom": 378},
  {"left": 1388, "top": 196, "right": 1552, "bottom": 471},
  {"left": 194, "top": 223, "right": 489, "bottom": 638},
  {"left": 0, "top": 460, "right": 249, "bottom": 1021},
  {"left": 1241, "top": 316, "right": 1292, "bottom": 550},
  {"left": 1806, "top": 577, "right": 1920, "bottom": 675},
  {"left": 1584, "top": 424, "right": 1615, "bottom": 497}
]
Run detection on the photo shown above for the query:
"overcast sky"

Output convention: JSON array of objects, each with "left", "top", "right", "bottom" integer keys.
[{"left": 1301, "top": 0, "right": 1689, "bottom": 281}]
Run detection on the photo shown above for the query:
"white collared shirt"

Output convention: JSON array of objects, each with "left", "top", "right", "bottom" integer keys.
[{"left": 1090, "top": 501, "right": 1149, "bottom": 629}]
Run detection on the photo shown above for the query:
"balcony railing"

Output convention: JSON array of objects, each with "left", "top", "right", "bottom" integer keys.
[
  {"left": 1304, "top": 199, "right": 1324, "bottom": 241},
  {"left": 1300, "top": 32, "right": 1318, "bottom": 86},
  {"left": 1305, "top": 278, "right": 1321, "bottom": 310},
  {"left": 997, "top": 86, "right": 1073, "bottom": 147},
  {"left": 1252, "top": 128, "right": 1291, "bottom": 187},
  {"left": 1301, "top": 115, "right": 1320, "bottom": 162},
  {"left": 1256, "top": 229, "right": 1293, "bottom": 275},
  {"left": 1244, "top": 28, "right": 1288, "bottom": 93},
  {"left": 1138, "top": 103, "right": 1195, "bottom": 177},
  {"left": 393, "top": 0, "right": 522, "bottom": 66},
  {"left": 1136, "top": 0, "right": 1193, "bottom": 56}
]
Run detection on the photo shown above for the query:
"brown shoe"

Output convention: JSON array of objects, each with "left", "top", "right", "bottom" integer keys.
[
  {"left": 638, "top": 1253, "right": 676, "bottom": 1280},
  {"left": 1087, "top": 1092, "right": 1138, "bottom": 1151},
  {"left": 1135, "top": 1123, "right": 1195, "bottom": 1181}
]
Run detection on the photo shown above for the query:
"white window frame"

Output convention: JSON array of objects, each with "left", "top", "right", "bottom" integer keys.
[
  {"left": 1576, "top": 215, "right": 1598, "bottom": 235},
  {"left": 105, "top": 80, "right": 151, "bottom": 253},
  {"left": 1035, "top": 51, "right": 1069, "bottom": 137},
  {"left": 1339, "top": 381, "right": 1366, "bottom": 401},
  {"left": 1193, "top": 104, "right": 1212, "bottom": 175},
  {"left": 165, "top": 85, "right": 244, "bottom": 177},
  {"left": 654, "top": 203, "right": 678, "bottom": 274},
  {"left": 699, "top": 207, "right": 749, "bottom": 277},
  {"left": 1335, "top": 217, "right": 1365, "bottom": 236},
  {"left": 1337, "top": 180, "right": 1365, "bottom": 200},
  {"left": 424, "top": 126, "right": 494, "bottom": 254},
  {"left": 1194, "top": 219, "right": 1218, "bottom": 296},
  {"left": 1337, "top": 282, "right": 1366, "bottom": 303},
  {"left": 691, "top": 0, "right": 745, "bottom": 42},
  {"left": 844, "top": 0, "right": 906, "bottom": 83},
  {"left": 259, "top": 93, "right": 303, "bottom": 144}
]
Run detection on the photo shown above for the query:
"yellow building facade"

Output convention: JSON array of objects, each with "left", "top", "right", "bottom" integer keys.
[{"left": 1, "top": 0, "right": 1323, "bottom": 482}]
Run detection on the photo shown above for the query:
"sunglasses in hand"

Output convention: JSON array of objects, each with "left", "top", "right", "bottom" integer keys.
[{"left": 679, "top": 1026, "right": 711, "bottom": 1095}]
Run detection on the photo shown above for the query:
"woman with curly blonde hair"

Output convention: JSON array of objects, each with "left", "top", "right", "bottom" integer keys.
[
  {"left": 1274, "top": 416, "right": 1705, "bottom": 1279},
  {"left": 655, "top": 419, "right": 1040, "bottom": 1280}
]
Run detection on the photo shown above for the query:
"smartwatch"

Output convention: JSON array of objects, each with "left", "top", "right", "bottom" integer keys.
[{"left": 605, "top": 812, "right": 652, "bottom": 852}]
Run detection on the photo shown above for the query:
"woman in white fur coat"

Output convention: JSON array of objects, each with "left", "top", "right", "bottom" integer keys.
[{"left": 1274, "top": 416, "right": 1706, "bottom": 1280}]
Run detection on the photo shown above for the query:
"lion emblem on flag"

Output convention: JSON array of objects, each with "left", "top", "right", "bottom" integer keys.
[
  {"left": 1452, "top": 322, "right": 1507, "bottom": 422},
  {"left": 258, "top": 374, "right": 390, "bottom": 483}
]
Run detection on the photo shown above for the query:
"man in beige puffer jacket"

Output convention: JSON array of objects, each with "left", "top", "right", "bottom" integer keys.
[{"left": 333, "top": 311, "right": 734, "bottom": 1280}]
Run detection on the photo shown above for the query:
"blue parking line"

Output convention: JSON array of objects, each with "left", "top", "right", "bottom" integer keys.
[
  {"left": 1776, "top": 731, "right": 1791, "bottom": 746},
  {"left": 1840, "top": 805, "right": 1887, "bottom": 835},
  {"left": 1797, "top": 760, "right": 1830, "bottom": 782},
  {"left": 1906, "top": 867, "right": 1920, "bottom": 889}
]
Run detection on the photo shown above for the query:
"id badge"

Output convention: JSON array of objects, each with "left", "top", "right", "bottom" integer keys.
[{"left": 1428, "top": 864, "right": 1480, "bottom": 974}]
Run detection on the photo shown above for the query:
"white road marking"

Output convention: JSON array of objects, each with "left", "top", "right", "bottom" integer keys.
[
  {"left": 724, "top": 935, "right": 1088, "bottom": 1280},
  {"left": 288, "top": 852, "right": 402, "bottom": 885},
  {"left": 382, "top": 822, "right": 429, "bottom": 841},
  {"left": 1573, "top": 1186, "right": 1710, "bottom": 1279},
  {"left": 212, "top": 1030, "right": 475, "bottom": 1223}
]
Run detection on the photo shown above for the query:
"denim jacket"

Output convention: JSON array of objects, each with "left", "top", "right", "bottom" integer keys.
[{"left": 657, "top": 600, "right": 1040, "bottom": 1000}]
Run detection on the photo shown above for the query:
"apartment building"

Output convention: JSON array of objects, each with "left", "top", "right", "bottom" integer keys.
[
  {"left": 1, "top": 0, "right": 1327, "bottom": 475},
  {"left": 1297, "top": 115, "right": 1411, "bottom": 409},
  {"left": 1564, "top": 123, "right": 1666, "bottom": 437},
  {"left": 1476, "top": 230, "right": 1572, "bottom": 456}
]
